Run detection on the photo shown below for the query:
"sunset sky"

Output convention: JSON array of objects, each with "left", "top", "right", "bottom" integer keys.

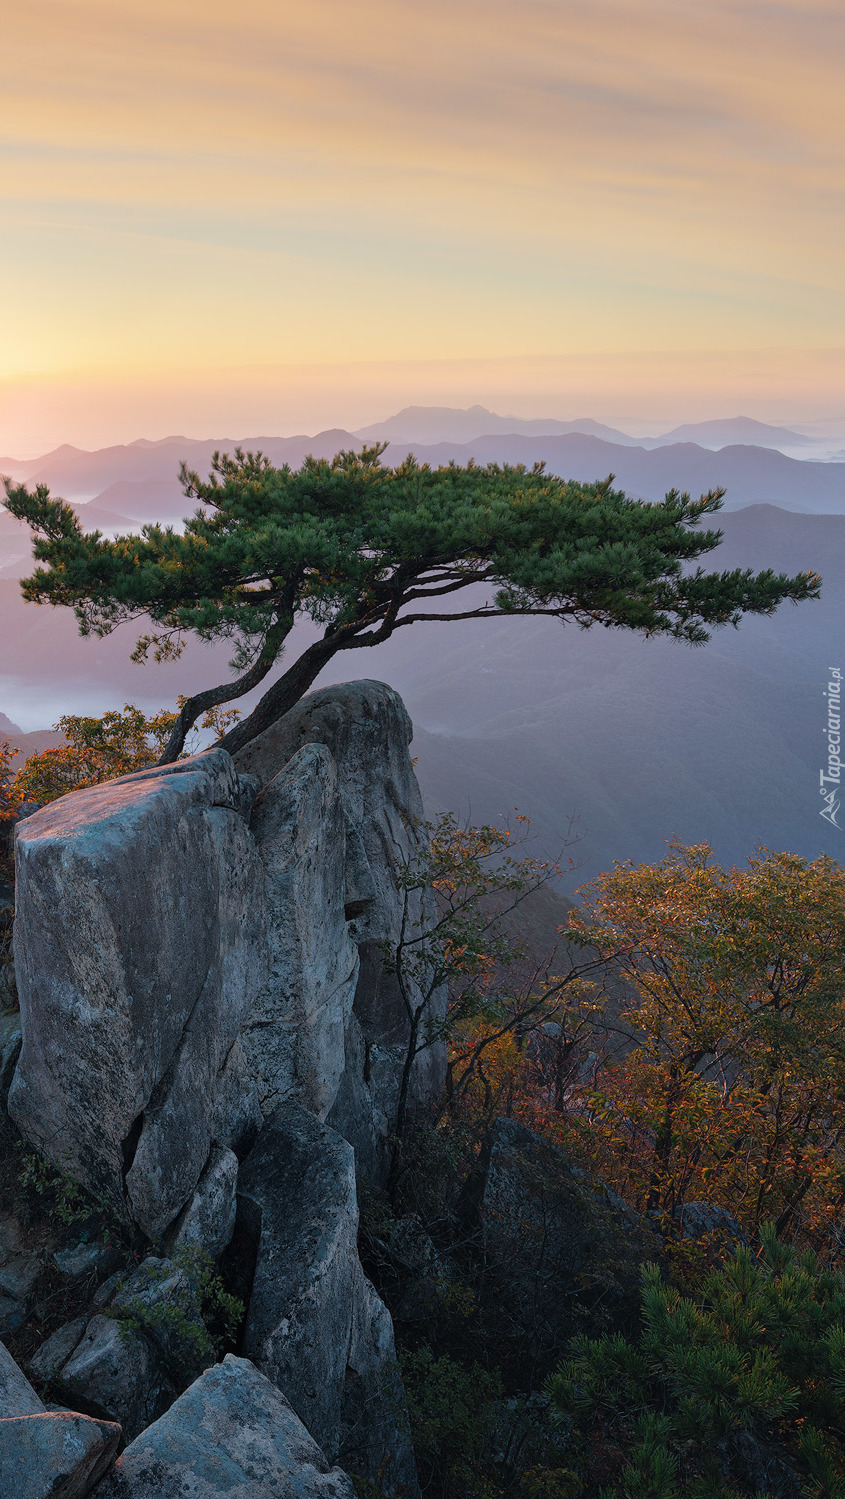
[{"left": 3, "top": 0, "right": 844, "bottom": 452}]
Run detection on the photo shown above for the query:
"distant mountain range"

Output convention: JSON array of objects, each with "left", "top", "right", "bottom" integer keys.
[
  {"left": 1, "top": 418, "right": 843, "bottom": 580},
  {"left": 356, "top": 405, "right": 644, "bottom": 447},
  {"left": 653, "top": 416, "right": 814, "bottom": 450},
  {"left": 357, "top": 406, "right": 817, "bottom": 452},
  {"left": 0, "top": 711, "right": 66, "bottom": 760}
]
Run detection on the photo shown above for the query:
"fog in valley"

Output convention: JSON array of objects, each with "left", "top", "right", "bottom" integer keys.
[{"left": 3, "top": 406, "right": 843, "bottom": 887}]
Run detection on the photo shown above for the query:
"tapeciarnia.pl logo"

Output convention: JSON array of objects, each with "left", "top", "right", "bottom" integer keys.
[{"left": 820, "top": 667, "right": 842, "bottom": 829}]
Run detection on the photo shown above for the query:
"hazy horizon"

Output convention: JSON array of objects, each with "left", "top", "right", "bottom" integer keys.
[
  {"left": 5, "top": 2, "right": 844, "bottom": 455},
  {"left": 4, "top": 397, "right": 845, "bottom": 464}
]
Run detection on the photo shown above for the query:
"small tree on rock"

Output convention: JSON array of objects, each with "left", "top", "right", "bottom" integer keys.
[
  {"left": 3, "top": 446, "right": 820, "bottom": 760},
  {"left": 385, "top": 812, "right": 606, "bottom": 1179}
]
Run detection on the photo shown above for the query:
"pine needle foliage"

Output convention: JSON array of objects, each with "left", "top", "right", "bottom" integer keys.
[
  {"left": 3, "top": 446, "right": 820, "bottom": 760},
  {"left": 548, "top": 1226, "right": 845, "bottom": 1497}
]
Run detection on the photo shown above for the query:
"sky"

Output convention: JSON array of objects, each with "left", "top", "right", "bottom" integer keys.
[{"left": 3, "top": 0, "right": 845, "bottom": 453}]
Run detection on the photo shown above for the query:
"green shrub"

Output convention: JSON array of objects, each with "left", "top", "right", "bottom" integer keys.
[
  {"left": 400, "top": 1345, "right": 504, "bottom": 1499},
  {"left": 110, "top": 1245, "right": 243, "bottom": 1390},
  {"left": 547, "top": 1225, "right": 845, "bottom": 1497}
]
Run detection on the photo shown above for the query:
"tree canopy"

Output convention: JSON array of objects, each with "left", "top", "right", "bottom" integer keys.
[
  {"left": 566, "top": 842, "right": 845, "bottom": 1243},
  {"left": 3, "top": 444, "right": 821, "bottom": 759}
]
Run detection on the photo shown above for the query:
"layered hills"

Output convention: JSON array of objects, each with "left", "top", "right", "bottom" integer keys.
[
  {"left": 2, "top": 408, "right": 840, "bottom": 880},
  {"left": 2, "top": 417, "right": 843, "bottom": 566}
]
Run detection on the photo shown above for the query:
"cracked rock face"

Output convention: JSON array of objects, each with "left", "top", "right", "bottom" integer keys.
[
  {"left": 243, "top": 743, "right": 359, "bottom": 1123},
  {"left": 235, "top": 680, "right": 447, "bottom": 1180},
  {"left": 237, "top": 1102, "right": 419, "bottom": 1496},
  {"left": 10, "top": 750, "right": 268, "bottom": 1239},
  {"left": 237, "top": 1103, "right": 361, "bottom": 1457}
]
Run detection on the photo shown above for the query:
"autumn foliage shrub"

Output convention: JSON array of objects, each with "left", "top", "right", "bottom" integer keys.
[
  {"left": 11, "top": 704, "right": 179, "bottom": 805},
  {"left": 556, "top": 842, "right": 845, "bottom": 1251},
  {"left": 10, "top": 700, "right": 241, "bottom": 808}
]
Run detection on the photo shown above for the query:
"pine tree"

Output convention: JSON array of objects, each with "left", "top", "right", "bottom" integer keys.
[{"left": 4, "top": 444, "right": 820, "bottom": 759}]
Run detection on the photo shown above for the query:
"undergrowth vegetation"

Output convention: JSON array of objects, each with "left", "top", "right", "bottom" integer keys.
[{"left": 549, "top": 1230, "right": 845, "bottom": 1498}]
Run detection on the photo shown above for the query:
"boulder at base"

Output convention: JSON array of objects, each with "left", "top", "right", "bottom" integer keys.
[
  {"left": 10, "top": 750, "right": 267, "bottom": 1239},
  {"left": 0, "top": 1410, "right": 120, "bottom": 1499},
  {"left": 0, "top": 1336, "right": 45, "bottom": 1416},
  {"left": 95, "top": 1354, "right": 355, "bottom": 1499},
  {"left": 237, "top": 1102, "right": 418, "bottom": 1496},
  {"left": 47, "top": 1255, "right": 219, "bottom": 1442}
]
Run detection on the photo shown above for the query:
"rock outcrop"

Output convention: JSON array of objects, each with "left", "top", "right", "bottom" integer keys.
[
  {"left": 10, "top": 751, "right": 267, "bottom": 1239},
  {"left": 7, "top": 682, "right": 442, "bottom": 1492},
  {"left": 236, "top": 680, "right": 447, "bottom": 1179},
  {"left": 96, "top": 1355, "right": 356, "bottom": 1499},
  {"left": 238, "top": 1102, "right": 418, "bottom": 1496}
]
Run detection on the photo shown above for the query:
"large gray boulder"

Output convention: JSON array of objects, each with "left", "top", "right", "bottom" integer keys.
[
  {"left": 28, "top": 1318, "right": 89, "bottom": 1385},
  {"left": 56, "top": 1314, "right": 174, "bottom": 1444},
  {"left": 675, "top": 1200, "right": 748, "bottom": 1246},
  {"left": 96, "top": 1354, "right": 356, "bottom": 1499},
  {"left": 235, "top": 681, "right": 447, "bottom": 1178},
  {"left": 0, "top": 1339, "right": 122, "bottom": 1498},
  {"left": 466, "top": 1117, "right": 659, "bottom": 1359},
  {"left": 0, "top": 1336, "right": 45, "bottom": 1415},
  {"left": 237, "top": 1102, "right": 418, "bottom": 1496},
  {"left": 243, "top": 744, "right": 359, "bottom": 1122},
  {"left": 49, "top": 1256, "right": 208, "bottom": 1441},
  {"left": 10, "top": 750, "right": 267, "bottom": 1239},
  {"left": 0, "top": 1410, "right": 120, "bottom": 1498}
]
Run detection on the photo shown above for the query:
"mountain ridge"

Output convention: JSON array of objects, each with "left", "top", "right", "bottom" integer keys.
[{"left": 3, "top": 429, "right": 843, "bottom": 534}]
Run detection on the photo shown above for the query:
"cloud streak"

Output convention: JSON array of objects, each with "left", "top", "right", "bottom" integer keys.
[{"left": 2, "top": 0, "right": 843, "bottom": 434}]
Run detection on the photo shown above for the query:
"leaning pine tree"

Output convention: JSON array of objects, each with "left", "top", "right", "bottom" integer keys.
[{"left": 3, "top": 444, "right": 821, "bottom": 760}]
